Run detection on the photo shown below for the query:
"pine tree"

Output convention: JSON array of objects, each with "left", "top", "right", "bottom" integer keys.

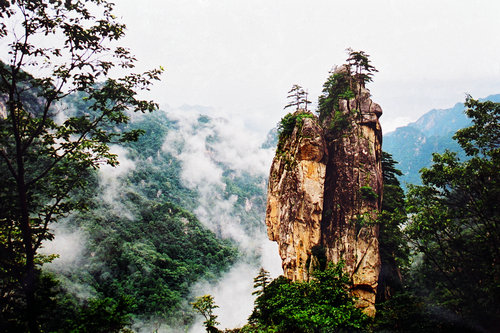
[
  {"left": 284, "top": 84, "right": 311, "bottom": 111},
  {"left": 252, "top": 268, "right": 271, "bottom": 297},
  {"left": 192, "top": 295, "right": 220, "bottom": 333},
  {"left": 346, "top": 48, "right": 378, "bottom": 87}
]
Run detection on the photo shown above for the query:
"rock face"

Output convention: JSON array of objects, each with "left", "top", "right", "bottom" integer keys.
[
  {"left": 265, "top": 82, "right": 383, "bottom": 316},
  {"left": 266, "top": 113, "right": 327, "bottom": 281}
]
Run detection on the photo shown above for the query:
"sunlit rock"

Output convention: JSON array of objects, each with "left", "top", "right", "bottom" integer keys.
[{"left": 266, "top": 81, "right": 383, "bottom": 316}]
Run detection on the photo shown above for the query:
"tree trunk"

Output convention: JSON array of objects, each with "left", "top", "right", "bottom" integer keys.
[{"left": 16, "top": 141, "right": 39, "bottom": 333}]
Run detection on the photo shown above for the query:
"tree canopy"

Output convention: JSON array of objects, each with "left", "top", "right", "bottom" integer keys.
[
  {"left": 192, "top": 295, "right": 220, "bottom": 333},
  {"left": 246, "top": 263, "right": 368, "bottom": 333},
  {"left": 0, "top": 1, "right": 162, "bottom": 331},
  {"left": 405, "top": 96, "right": 500, "bottom": 331},
  {"left": 317, "top": 48, "right": 377, "bottom": 121}
]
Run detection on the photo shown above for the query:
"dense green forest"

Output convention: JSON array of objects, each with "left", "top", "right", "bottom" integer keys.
[
  {"left": 0, "top": 1, "right": 261, "bottom": 331},
  {"left": 1, "top": 80, "right": 272, "bottom": 331},
  {"left": 0, "top": 74, "right": 243, "bottom": 330}
]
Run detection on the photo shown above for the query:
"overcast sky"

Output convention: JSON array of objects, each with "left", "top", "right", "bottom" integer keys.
[{"left": 114, "top": 0, "right": 500, "bottom": 134}]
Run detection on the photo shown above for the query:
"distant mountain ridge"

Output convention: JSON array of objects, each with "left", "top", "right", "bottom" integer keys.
[
  {"left": 406, "top": 101, "right": 471, "bottom": 137},
  {"left": 383, "top": 94, "right": 500, "bottom": 188}
]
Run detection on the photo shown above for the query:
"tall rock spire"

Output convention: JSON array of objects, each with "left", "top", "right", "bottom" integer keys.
[
  {"left": 265, "top": 64, "right": 383, "bottom": 316},
  {"left": 266, "top": 110, "right": 327, "bottom": 282}
]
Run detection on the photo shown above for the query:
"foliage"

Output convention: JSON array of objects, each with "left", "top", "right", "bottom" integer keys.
[
  {"left": 248, "top": 262, "right": 369, "bottom": 332},
  {"left": 276, "top": 112, "right": 314, "bottom": 152},
  {"left": 346, "top": 48, "right": 378, "bottom": 87},
  {"left": 0, "top": 0, "right": 163, "bottom": 330},
  {"left": 277, "top": 112, "right": 314, "bottom": 138},
  {"left": 49, "top": 132, "right": 237, "bottom": 326},
  {"left": 381, "top": 95, "right": 490, "bottom": 189},
  {"left": 359, "top": 185, "right": 378, "bottom": 201},
  {"left": 57, "top": 107, "right": 239, "bottom": 329},
  {"left": 284, "top": 84, "right": 311, "bottom": 111},
  {"left": 317, "top": 49, "right": 377, "bottom": 122},
  {"left": 372, "top": 152, "right": 413, "bottom": 331},
  {"left": 381, "top": 151, "right": 404, "bottom": 187},
  {"left": 65, "top": 296, "right": 133, "bottom": 333},
  {"left": 1, "top": 159, "right": 238, "bottom": 331},
  {"left": 373, "top": 292, "right": 481, "bottom": 333},
  {"left": 192, "top": 295, "right": 220, "bottom": 333},
  {"left": 375, "top": 152, "right": 409, "bottom": 304},
  {"left": 317, "top": 70, "right": 352, "bottom": 121},
  {"left": 454, "top": 95, "right": 500, "bottom": 156},
  {"left": 74, "top": 198, "right": 236, "bottom": 317},
  {"left": 374, "top": 292, "right": 428, "bottom": 332},
  {"left": 252, "top": 268, "right": 271, "bottom": 298},
  {"left": 329, "top": 109, "right": 350, "bottom": 132},
  {"left": 0, "top": 270, "right": 133, "bottom": 333},
  {"left": 405, "top": 96, "right": 500, "bottom": 331},
  {"left": 117, "top": 110, "right": 199, "bottom": 209},
  {"left": 374, "top": 113, "right": 499, "bottom": 332},
  {"left": 2, "top": 104, "right": 243, "bottom": 332},
  {"left": 0, "top": 116, "right": 239, "bottom": 331}
]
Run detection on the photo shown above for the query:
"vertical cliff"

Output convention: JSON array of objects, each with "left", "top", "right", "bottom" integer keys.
[
  {"left": 266, "top": 112, "right": 327, "bottom": 281},
  {"left": 265, "top": 63, "right": 383, "bottom": 316}
]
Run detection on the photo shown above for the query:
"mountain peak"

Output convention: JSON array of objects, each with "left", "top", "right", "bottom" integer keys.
[{"left": 383, "top": 93, "right": 500, "bottom": 188}]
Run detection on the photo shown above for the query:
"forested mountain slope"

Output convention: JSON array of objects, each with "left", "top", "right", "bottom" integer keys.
[
  {"left": 383, "top": 94, "right": 500, "bottom": 188},
  {"left": 37, "top": 101, "right": 273, "bottom": 330}
]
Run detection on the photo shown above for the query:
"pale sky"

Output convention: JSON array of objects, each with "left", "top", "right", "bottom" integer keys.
[{"left": 113, "top": 0, "right": 500, "bottom": 134}]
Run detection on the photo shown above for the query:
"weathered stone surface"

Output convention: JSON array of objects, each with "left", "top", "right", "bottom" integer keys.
[
  {"left": 266, "top": 113, "right": 327, "bottom": 281},
  {"left": 266, "top": 84, "right": 383, "bottom": 316},
  {"left": 321, "top": 85, "right": 382, "bottom": 316}
]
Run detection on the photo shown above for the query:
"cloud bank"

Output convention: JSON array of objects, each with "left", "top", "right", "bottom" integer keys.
[{"left": 162, "top": 106, "right": 282, "bottom": 330}]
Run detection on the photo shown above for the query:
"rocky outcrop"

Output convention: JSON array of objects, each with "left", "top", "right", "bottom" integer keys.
[
  {"left": 321, "top": 84, "right": 383, "bottom": 316},
  {"left": 266, "top": 113, "right": 327, "bottom": 281},
  {"left": 265, "top": 77, "right": 383, "bottom": 316}
]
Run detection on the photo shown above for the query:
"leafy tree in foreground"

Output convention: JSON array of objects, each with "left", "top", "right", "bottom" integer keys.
[
  {"left": 192, "top": 294, "right": 220, "bottom": 333},
  {"left": 376, "top": 151, "right": 409, "bottom": 302},
  {"left": 0, "top": 1, "right": 162, "bottom": 331},
  {"left": 373, "top": 152, "right": 469, "bottom": 332},
  {"left": 405, "top": 96, "right": 500, "bottom": 332},
  {"left": 247, "top": 262, "right": 368, "bottom": 332}
]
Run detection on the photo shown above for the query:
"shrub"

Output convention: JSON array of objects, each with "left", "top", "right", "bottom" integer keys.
[
  {"left": 249, "top": 262, "right": 369, "bottom": 332},
  {"left": 360, "top": 185, "right": 379, "bottom": 201},
  {"left": 276, "top": 112, "right": 315, "bottom": 152}
]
